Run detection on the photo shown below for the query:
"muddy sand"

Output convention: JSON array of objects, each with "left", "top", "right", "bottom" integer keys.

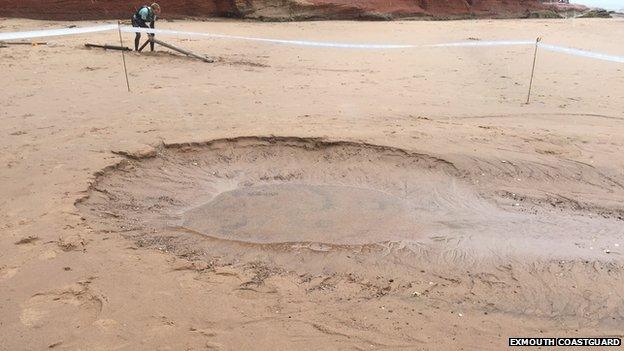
[{"left": 1, "top": 18, "right": 624, "bottom": 350}]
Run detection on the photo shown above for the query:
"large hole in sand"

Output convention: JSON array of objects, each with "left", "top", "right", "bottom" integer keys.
[
  {"left": 78, "top": 137, "right": 499, "bottom": 246},
  {"left": 73, "top": 138, "right": 624, "bottom": 325}
]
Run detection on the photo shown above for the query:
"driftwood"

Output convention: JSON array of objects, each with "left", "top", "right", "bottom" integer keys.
[
  {"left": 152, "top": 38, "right": 212, "bottom": 62},
  {"left": 85, "top": 43, "right": 132, "bottom": 51},
  {"left": 84, "top": 36, "right": 213, "bottom": 63},
  {"left": 144, "top": 37, "right": 213, "bottom": 63}
]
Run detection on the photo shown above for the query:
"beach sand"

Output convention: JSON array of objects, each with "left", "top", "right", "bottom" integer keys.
[{"left": 1, "top": 17, "right": 623, "bottom": 350}]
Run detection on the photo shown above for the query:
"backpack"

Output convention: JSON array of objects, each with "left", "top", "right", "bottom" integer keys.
[{"left": 134, "top": 5, "right": 153, "bottom": 21}]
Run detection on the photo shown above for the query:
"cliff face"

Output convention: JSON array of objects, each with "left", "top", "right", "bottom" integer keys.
[{"left": 0, "top": 0, "right": 543, "bottom": 21}]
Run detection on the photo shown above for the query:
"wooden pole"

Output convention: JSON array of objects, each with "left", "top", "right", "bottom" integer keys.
[
  {"left": 117, "top": 20, "right": 131, "bottom": 92},
  {"left": 526, "top": 37, "right": 541, "bottom": 104},
  {"left": 138, "top": 39, "right": 151, "bottom": 52},
  {"left": 85, "top": 43, "right": 132, "bottom": 51},
  {"left": 150, "top": 38, "right": 213, "bottom": 63}
]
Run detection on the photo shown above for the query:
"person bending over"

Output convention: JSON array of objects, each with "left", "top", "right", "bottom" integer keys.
[{"left": 132, "top": 3, "right": 161, "bottom": 51}]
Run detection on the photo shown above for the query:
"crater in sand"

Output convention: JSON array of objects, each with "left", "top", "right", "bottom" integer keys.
[
  {"left": 78, "top": 137, "right": 499, "bottom": 246},
  {"left": 77, "top": 136, "right": 624, "bottom": 263}
]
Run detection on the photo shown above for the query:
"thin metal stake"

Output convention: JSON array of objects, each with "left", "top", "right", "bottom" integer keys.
[
  {"left": 117, "top": 20, "right": 131, "bottom": 92},
  {"left": 526, "top": 37, "right": 541, "bottom": 104}
]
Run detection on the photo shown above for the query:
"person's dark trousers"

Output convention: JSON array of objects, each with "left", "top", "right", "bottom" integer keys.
[
  {"left": 132, "top": 18, "right": 156, "bottom": 51},
  {"left": 148, "top": 21, "right": 155, "bottom": 51}
]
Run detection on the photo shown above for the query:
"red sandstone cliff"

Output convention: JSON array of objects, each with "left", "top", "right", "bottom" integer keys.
[{"left": 0, "top": 0, "right": 544, "bottom": 21}]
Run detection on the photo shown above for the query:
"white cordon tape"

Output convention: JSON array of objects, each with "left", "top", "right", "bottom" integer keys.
[
  {"left": 1, "top": 24, "right": 623, "bottom": 63},
  {"left": 0, "top": 24, "right": 117, "bottom": 41},
  {"left": 124, "top": 26, "right": 417, "bottom": 49},
  {"left": 538, "top": 43, "right": 624, "bottom": 64},
  {"left": 124, "top": 27, "right": 624, "bottom": 63},
  {"left": 126, "top": 27, "right": 538, "bottom": 49}
]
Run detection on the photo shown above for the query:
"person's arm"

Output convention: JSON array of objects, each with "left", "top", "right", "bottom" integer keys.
[{"left": 148, "top": 8, "right": 155, "bottom": 34}]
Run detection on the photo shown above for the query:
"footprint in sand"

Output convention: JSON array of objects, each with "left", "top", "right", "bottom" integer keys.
[
  {"left": 0, "top": 266, "right": 19, "bottom": 281},
  {"left": 93, "top": 318, "right": 122, "bottom": 333},
  {"left": 38, "top": 249, "right": 58, "bottom": 260},
  {"left": 20, "top": 282, "right": 103, "bottom": 331}
]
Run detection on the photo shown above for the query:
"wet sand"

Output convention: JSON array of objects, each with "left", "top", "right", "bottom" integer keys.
[{"left": 1, "top": 18, "right": 624, "bottom": 350}]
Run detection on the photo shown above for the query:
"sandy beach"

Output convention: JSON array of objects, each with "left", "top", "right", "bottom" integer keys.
[{"left": 1, "top": 17, "right": 623, "bottom": 350}]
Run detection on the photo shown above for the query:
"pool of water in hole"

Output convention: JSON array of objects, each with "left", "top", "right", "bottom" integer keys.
[{"left": 181, "top": 184, "right": 424, "bottom": 245}]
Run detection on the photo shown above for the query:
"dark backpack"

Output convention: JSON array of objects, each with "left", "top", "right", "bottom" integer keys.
[{"left": 134, "top": 5, "right": 152, "bottom": 20}]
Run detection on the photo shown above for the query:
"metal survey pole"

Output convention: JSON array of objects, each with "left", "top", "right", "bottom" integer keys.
[
  {"left": 526, "top": 37, "right": 541, "bottom": 104},
  {"left": 117, "top": 20, "right": 131, "bottom": 92}
]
